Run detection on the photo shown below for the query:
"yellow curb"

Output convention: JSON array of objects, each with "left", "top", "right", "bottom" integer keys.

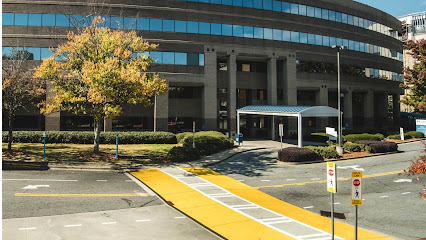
[
  {"left": 129, "top": 169, "right": 295, "bottom": 240},
  {"left": 185, "top": 168, "right": 394, "bottom": 240}
]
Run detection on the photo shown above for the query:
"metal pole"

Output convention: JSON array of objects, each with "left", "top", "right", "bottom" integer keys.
[
  {"left": 280, "top": 136, "right": 282, "bottom": 149},
  {"left": 331, "top": 192, "right": 335, "bottom": 240},
  {"left": 116, "top": 135, "right": 119, "bottom": 159},
  {"left": 154, "top": 95, "right": 157, "bottom": 132},
  {"left": 355, "top": 205, "right": 358, "bottom": 240},
  {"left": 337, "top": 49, "right": 342, "bottom": 148},
  {"left": 193, "top": 121, "right": 195, "bottom": 148},
  {"left": 43, "top": 136, "right": 46, "bottom": 159}
]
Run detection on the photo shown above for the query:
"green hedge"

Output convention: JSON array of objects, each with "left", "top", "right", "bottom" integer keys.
[
  {"left": 2, "top": 131, "right": 177, "bottom": 144},
  {"left": 344, "top": 133, "right": 384, "bottom": 142},
  {"left": 167, "top": 146, "right": 200, "bottom": 162},
  {"left": 406, "top": 131, "right": 425, "bottom": 138},
  {"left": 304, "top": 146, "right": 340, "bottom": 159},
  {"left": 278, "top": 147, "right": 322, "bottom": 162},
  {"left": 343, "top": 142, "right": 363, "bottom": 152},
  {"left": 368, "top": 142, "right": 398, "bottom": 153},
  {"left": 182, "top": 131, "right": 234, "bottom": 156}
]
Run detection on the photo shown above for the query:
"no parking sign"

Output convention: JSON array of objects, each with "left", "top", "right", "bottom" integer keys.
[{"left": 327, "top": 162, "right": 337, "bottom": 193}]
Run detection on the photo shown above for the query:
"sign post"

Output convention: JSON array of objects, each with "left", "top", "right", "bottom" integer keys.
[
  {"left": 400, "top": 127, "right": 405, "bottom": 141},
  {"left": 192, "top": 121, "right": 196, "bottom": 148},
  {"left": 43, "top": 131, "right": 46, "bottom": 159},
  {"left": 116, "top": 135, "right": 119, "bottom": 159},
  {"left": 279, "top": 123, "right": 284, "bottom": 149},
  {"left": 327, "top": 162, "right": 337, "bottom": 239},
  {"left": 351, "top": 171, "right": 362, "bottom": 240}
]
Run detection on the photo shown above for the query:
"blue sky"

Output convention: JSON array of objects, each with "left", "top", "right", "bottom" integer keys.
[{"left": 354, "top": 0, "right": 426, "bottom": 17}]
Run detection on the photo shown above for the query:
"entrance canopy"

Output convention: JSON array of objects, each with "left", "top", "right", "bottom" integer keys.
[{"left": 236, "top": 105, "right": 340, "bottom": 148}]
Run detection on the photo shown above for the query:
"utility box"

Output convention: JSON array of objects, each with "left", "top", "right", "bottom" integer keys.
[{"left": 236, "top": 133, "right": 243, "bottom": 144}]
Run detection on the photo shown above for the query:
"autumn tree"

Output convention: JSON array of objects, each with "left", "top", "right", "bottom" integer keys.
[
  {"left": 2, "top": 48, "right": 46, "bottom": 151},
  {"left": 34, "top": 16, "right": 168, "bottom": 153},
  {"left": 400, "top": 39, "right": 426, "bottom": 114}
]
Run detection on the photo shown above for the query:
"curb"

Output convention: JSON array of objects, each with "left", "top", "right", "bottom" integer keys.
[{"left": 2, "top": 160, "right": 49, "bottom": 170}]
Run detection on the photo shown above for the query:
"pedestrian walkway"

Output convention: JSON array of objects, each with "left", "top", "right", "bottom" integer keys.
[{"left": 130, "top": 167, "right": 392, "bottom": 240}]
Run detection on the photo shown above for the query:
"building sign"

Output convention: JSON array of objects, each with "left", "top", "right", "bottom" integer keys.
[{"left": 416, "top": 119, "right": 426, "bottom": 135}]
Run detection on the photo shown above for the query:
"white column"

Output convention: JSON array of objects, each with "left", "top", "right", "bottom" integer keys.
[
  {"left": 237, "top": 112, "right": 240, "bottom": 135},
  {"left": 271, "top": 116, "right": 275, "bottom": 140},
  {"left": 298, "top": 114, "right": 303, "bottom": 148}
]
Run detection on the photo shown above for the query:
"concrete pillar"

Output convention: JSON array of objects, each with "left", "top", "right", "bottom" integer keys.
[
  {"left": 203, "top": 50, "right": 218, "bottom": 130},
  {"left": 317, "top": 86, "right": 329, "bottom": 129},
  {"left": 375, "top": 93, "right": 388, "bottom": 128},
  {"left": 104, "top": 118, "right": 112, "bottom": 131},
  {"left": 343, "top": 89, "right": 353, "bottom": 129},
  {"left": 364, "top": 90, "right": 374, "bottom": 129},
  {"left": 228, "top": 54, "right": 237, "bottom": 138},
  {"left": 45, "top": 79, "right": 60, "bottom": 131},
  {"left": 267, "top": 57, "right": 277, "bottom": 105},
  {"left": 393, "top": 93, "right": 401, "bottom": 126},
  {"left": 282, "top": 57, "right": 298, "bottom": 136},
  {"left": 155, "top": 93, "right": 169, "bottom": 131}
]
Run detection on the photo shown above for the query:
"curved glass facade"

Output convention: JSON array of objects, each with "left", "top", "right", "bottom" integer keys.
[
  {"left": 2, "top": 13, "right": 403, "bottom": 62},
  {"left": 176, "top": 0, "right": 401, "bottom": 40}
]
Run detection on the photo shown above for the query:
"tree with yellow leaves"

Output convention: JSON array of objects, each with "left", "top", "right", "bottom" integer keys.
[{"left": 34, "top": 16, "right": 168, "bottom": 153}]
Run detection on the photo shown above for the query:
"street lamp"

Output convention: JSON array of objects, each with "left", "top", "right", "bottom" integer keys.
[{"left": 332, "top": 45, "right": 346, "bottom": 154}]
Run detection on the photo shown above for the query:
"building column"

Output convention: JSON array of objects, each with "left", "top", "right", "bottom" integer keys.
[
  {"left": 104, "top": 118, "right": 112, "bottom": 131},
  {"left": 282, "top": 56, "right": 297, "bottom": 136},
  {"left": 364, "top": 90, "right": 374, "bottom": 129},
  {"left": 343, "top": 89, "right": 353, "bottom": 129},
  {"left": 316, "top": 86, "right": 329, "bottom": 130},
  {"left": 375, "top": 93, "right": 389, "bottom": 128},
  {"left": 393, "top": 93, "right": 401, "bottom": 126},
  {"left": 203, "top": 50, "right": 218, "bottom": 131},
  {"left": 228, "top": 54, "right": 237, "bottom": 139},
  {"left": 45, "top": 79, "right": 60, "bottom": 131},
  {"left": 155, "top": 93, "right": 169, "bottom": 131},
  {"left": 267, "top": 57, "right": 277, "bottom": 105}
]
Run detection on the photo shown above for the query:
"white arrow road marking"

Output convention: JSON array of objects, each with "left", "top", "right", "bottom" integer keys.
[
  {"left": 393, "top": 179, "right": 412, "bottom": 183},
  {"left": 337, "top": 165, "right": 365, "bottom": 171},
  {"left": 402, "top": 192, "right": 411, "bottom": 195},
  {"left": 19, "top": 227, "right": 36, "bottom": 230},
  {"left": 22, "top": 185, "right": 49, "bottom": 190},
  {"left": 64, "top": 224, "right": 82, "bottom": 228}
]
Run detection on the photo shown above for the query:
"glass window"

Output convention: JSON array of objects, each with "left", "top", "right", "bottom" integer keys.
[
  {"left": 308, "top": 34, "right": 315, "bottom": 44},
  {"left": 233, "top": 0, "right": 243, "bottom": 6},
  {"left": 290, "top": 3, "right": 298, "bottom": 14},
  {"left": 283, "top": 30, "right": 290, "bottom": 41},
  {"left": 3, "top": 13, "right": 14, "bottom": 25},
  {"left": 299, "top": 5, "right": 307, "bottom": 16},
  {"left": 360, "top": 42, "right": 366, "bottom": 52},
  {"left": 336, "top": 38, "right": 343, "bottom": 46},
  {"left": 273, "top": 29, "right": 282, "bottom": 41},
  {"left": 322, "top": 36, "right": 330, "bottom": 46},
  {"left": 211, "top": 23, "right": 221, "bottom": 35},
  {"left": 273, "top": 0, "right": 281, "bottom": 12},
  {"left": 358, "top": 18, "right": 364, "bottom": 28},
  {"left": 348, "top": 15, "right": 353, "bottom": 25},
  {"left": 175, "top": 52, "right": 187, "bottom": 65},
  {"left": 99, "top": 16, "right": 110, "bottom": 28},
  {"left": 328, "top": 10, "right": 336, "bottom": 21},
  {"left": 137, "top": 18, "right": 149, "bottom": 30},
  {"left": 27, "top": 47, "right": 41, "bottom": 60},
  {"left": 187, "top": 21, "right": 198, "bottom": 33},
  {"left": 150, "top": 52, "right": 162, "bottom": 64},
  {"left": 354, "top": 41, "right": 360, "bottom": 51},
  {"left": 124, "top": 17, "right": 136, "bottom": 29},
  {"left": 175, "top": 20, "right": 187, "bottom": 33},
  {"left": 70, "top": 15, "right": 84, "bottom": 27},
  {"left": 364, "top": 19, "right": 369, "bottom": 29},
  {"left": 243, "top": 26, "right": 254, "bottom": 38},
  {"left": 222, "top": 0, "right": 232, "bottom": 5},
  {"left": 315, "top": 35, "right": 322, "bottom": 45},
  {"left": 282, "top": 2, "right": 290, "bottom": 13},
  {"left": 41, "top": 48, "right": 52, "bottom": 59},
  {"left": 187, "top": 53, "right": 199, "bottom": 66},
  {"left": 42, "top": 14, "right": 55, "bottom": 27},
  {"left": 353, "top": 16, "right": 359, "bottom": 27},
  {"left": 243, "top": 0, "right": 253, "bottom": 8},
  {"left": 253, "top": 0, "right": 262, "bottom": 9},
  {"left": 15, "top": 13, "right": 28, "bottom": 26},
  {"left": 110, "top": 16, "right": 123, "bottom": 29},
  {"left": 29, "top": 13, "right": 42, "bottom": 26},
  {"left": 199, "top": 22, "right": 210, "bottom": 34},
  {"left": 199, "top": 0, "right": 209, "bottom": 3},
  {"left": 290, "top": 31, "right": 299, "bottom": 42},
  {"left": 342, "top": 39, "right": 349, "bottom": 48},
  {"left": 163, "top": 52, "right": 175, "bottom": 64},
  {"left": 150, "top": 19, "right": 162, "bottom": 31},
  {"left": 163, "top": 20, "right": 175, "bottom": 32},
  {"left": 335, "top": 12, "right": 342, "bottom": 22},
  {"left": 307, "top": 6, "right": 315, "bottom": 17},
  {"left": 315, "top": 8, "right": 322, "bottom": 18},
  {"left": 199, "top": 54, "right": 204, "bottom": 66},
  {"left": 2, "top": 47, "right": 12, "bottom": 58},
  {"left": 342, "top": 13, "right": 348, "bottom": 24},
  {"left": 299, "top": 32, "right": 308, "bottom": 44},
  {"left": 321, "top": 9, "right": 328, "bottom": 20},
  {"left": 211, "top": 0, "right": 221, "bottom": 3},
  {"left": 263, "top": 0, "right": 272, "bottom": 10},
  {"left": 222, "top": 24, "right": 233, "bottom": 36},
  {"left": 254, "top": 27, "right": 263, "bottom": 39},
  {"left": 330, "top": 37, "right": 336, "bottom": 47},
  {"left": 264, "top": 28, "right": 273, "bottom": 40},
  {"left": 233, "top": 25, "right": 243, "bottom": 37}
]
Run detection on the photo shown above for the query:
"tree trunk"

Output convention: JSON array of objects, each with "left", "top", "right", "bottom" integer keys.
[
  {"left": 93, "top": 118, "right": 102, "bottom": 153},
  {"left": 8, "top": 114, "right": 13, "bottom": 151}
]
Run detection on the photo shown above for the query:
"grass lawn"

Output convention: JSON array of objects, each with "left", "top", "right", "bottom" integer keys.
[{"left": 2, "top": 143, "right": 176, "bottom": 164}]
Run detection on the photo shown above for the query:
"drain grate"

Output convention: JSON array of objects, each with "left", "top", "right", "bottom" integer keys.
[{"left": 320, "top": 210, "right": 346, "bottom": 219}]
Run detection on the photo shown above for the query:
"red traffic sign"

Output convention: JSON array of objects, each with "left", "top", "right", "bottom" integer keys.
[
  {"left": 353, "top": 179, "right": 360, "bottom": 186},
  {"left": 328, "top": 169, "right": 334, "bottom": 176}
]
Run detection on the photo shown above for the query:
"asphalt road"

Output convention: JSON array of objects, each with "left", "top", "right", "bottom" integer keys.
[{"left": 211, "top": 141, "right": 426, "bottom": 240}]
